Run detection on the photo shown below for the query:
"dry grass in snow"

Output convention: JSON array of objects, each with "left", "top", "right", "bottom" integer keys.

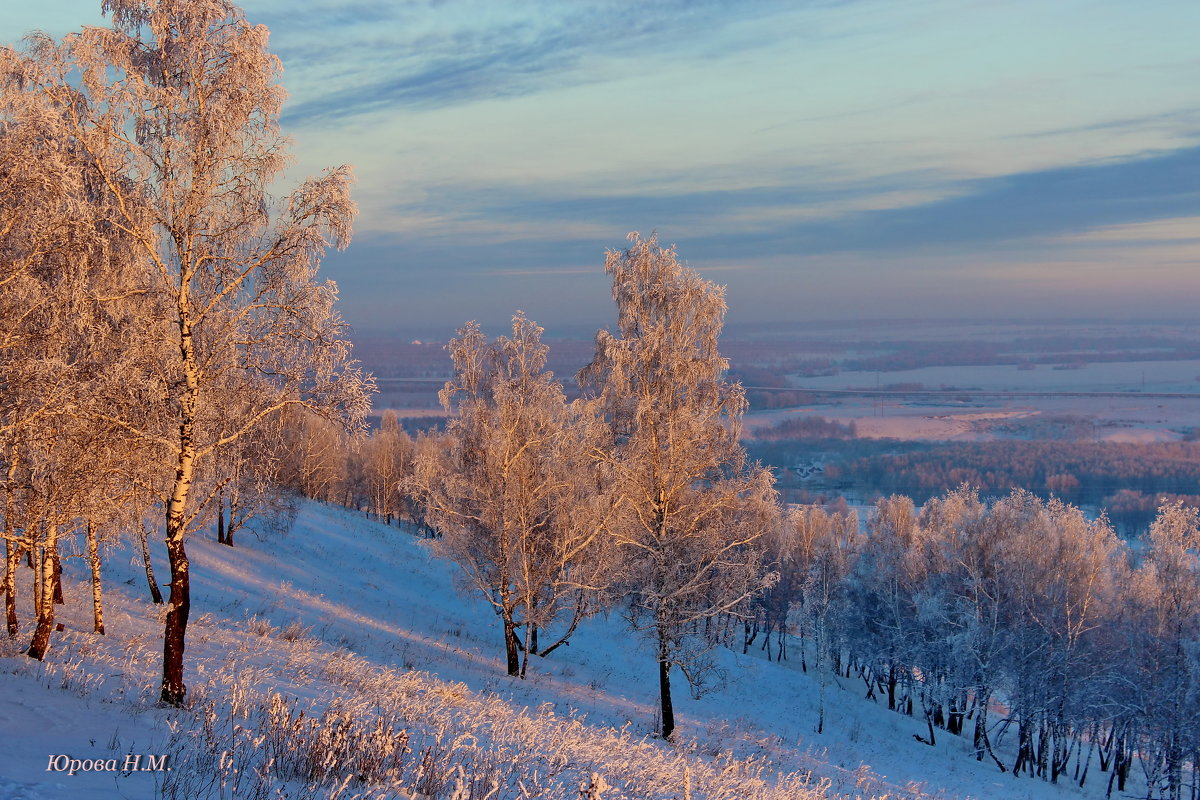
[{"left": 0, "top": 500, "right": 989, "bottom": 800}]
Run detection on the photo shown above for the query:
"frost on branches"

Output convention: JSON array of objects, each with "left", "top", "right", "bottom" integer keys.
[
  {"left": 579, "top": 233, "right": 777, "bottom": 740},
  {"left": 0, "top": 0, "right": 372, "bottom": 703}
]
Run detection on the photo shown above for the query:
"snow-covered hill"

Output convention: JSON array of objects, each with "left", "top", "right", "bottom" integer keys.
[{"left": 0, "top": 500, "right": 1142, "bottom": 799}]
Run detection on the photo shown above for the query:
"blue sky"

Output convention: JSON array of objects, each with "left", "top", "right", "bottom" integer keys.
[{"left": 5, "top": 1, "right": 1200, "bottom": 333}]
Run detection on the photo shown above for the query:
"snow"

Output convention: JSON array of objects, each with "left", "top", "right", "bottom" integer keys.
[
  {"left": 747, "top": 394, "right": 1200, "bottom": 443},
  {"left": 790, "top": 358, "right": 1200, "bottom": 394},
  {"left": 0, "top": 621, "right": 172, "bottom": 798},
  {"left": 740, "top": 356, "right": 1200, "bottom": 445},
  {"left": 0, "top": 500, "right": 1150, "bottom": 799}
]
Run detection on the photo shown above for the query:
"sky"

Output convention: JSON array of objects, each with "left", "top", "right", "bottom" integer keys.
[{"left": 4, "top": 1, "right": 1200, "bottom": 334}]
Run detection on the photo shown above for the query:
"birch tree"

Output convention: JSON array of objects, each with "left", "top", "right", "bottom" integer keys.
[
  {"left": 579, "top": 233, "right": 776, "bottom": 740},
  {"left": 12, "top": 0, "right": 372, "bottom": 702},
  {"left": 211, "top": 410, "right": 296, "bottom": 547},
  {"left": 1, "top": 45, "right": 75, "bottom": 640},
  {"left": 411, "top": 314, "right": 611, "bottom": 677},
  {"left": 848, "top": 495, "right": 923, "bottom": 713},
  {"left": 277, "top": 407, "right": 353, "bottom": 504},
  {"left": 996, "top": 495, "right": 1120, "bottom": 782},
  {"left": 793, "top": 503, "right": 859, "bottom": 735},
  {"left": 913, "top": 486, "right": 1005, "bottom": 762},
  {"left": 1, "top": 39, "right": 156, "bottom": 652},
  {"left": 362, "top": 410, "right": 412, "bottom": 525},
  {"left": 745, "top": 503, "right": 794, "bottom": 663},
  {"left": 1128, "top": 502, "right": 1200, "bottom": 800}
]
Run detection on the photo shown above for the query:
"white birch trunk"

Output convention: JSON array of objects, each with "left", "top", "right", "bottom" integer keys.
[
  {"left": 86, "top": 521, "right": 104, "bottom": 635},
  {"left": 27, "top": 523, "right": 58, "bottom": 660}
]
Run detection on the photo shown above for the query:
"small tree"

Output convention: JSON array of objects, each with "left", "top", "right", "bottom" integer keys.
[
  {"left": 277, "top": 408, "right": 353, "bottom": 504},
  {"left": 1129, "top": 502, "right": 1200, "bottom": 800},
  {"left": 362, "top": 410, "right": 412, "bottom": 525},
  {"left": 211, "top": 410, "right": 296, "bottom": 547},
  {"left": 847, "top": 495, "right": 922, "bottom": 712},
  {"left": 411, "top": 314, "right": 610, "bottom": 677},
  {"left": 580, "top": 233, "right": 776, "bottom": 739},
  {"left": 792, "top": 502, "right": 859, "bottom": 735}
]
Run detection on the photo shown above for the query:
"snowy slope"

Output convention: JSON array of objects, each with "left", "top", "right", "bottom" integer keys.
[{"left": 0, "top": 500, "right": 1144, "bottom": 799}]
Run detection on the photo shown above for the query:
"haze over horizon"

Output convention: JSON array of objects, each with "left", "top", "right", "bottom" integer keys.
[{"left": 6, "top": 1, "right": 1199, "bottom": 333}]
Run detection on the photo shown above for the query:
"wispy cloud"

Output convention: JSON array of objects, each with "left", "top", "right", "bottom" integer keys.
[
  {"left": 820, "top": 145, "right": 1200, "bottom": 252},
  {"left": 1009, "top": 108, "right": 1200, "bottom": 141},
  {"left": 6, "top": 0, "right": 1200, "bottom": 328},
  {"left": 1056, "top": 216, "right": 1200, "bottom": 244},
  {"left": 273, "top": 0, "right": 797, "bottom": 125},
  {"left": 383, "top": 144, "right": 1200, "bottom": 261}
]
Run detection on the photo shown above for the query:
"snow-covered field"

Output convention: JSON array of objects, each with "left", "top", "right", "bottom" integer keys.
[
  {"left": 747, "top": 394, "right": 1200, "bottom": 443},
  {"left": 738, "top": 356, "right": 1200, "bottom": 444},
  {"left": 791, "top": 359, "right": 1200, "bottom": 394},
  {"left": 0, "top": 501, "right": 1148, "bottom": 799}
]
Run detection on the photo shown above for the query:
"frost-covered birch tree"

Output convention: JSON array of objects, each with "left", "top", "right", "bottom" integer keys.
[
  {"left": 0, "top": 39, "right": 158, "bottom": 655},
  {"left": 8, "top": 0, "right": 372, "bottom": 702},
  {"left": 411, "top": 314, "right": 611, "bottom": 677},
  {"left": 579, "top": 233, "right": 776, "bottom": 740},
  {"left": 913, "top": 487, "right": 1003, "bottom": 760},
  {"left": 1127, "top": 502, "right": 1200, "bottom": 800},
  {"left": 362, "top": 410, "right": 412, "bottom": 526},
  {"left": 847, "top": 495, "right": 923, "bottom": 713}
]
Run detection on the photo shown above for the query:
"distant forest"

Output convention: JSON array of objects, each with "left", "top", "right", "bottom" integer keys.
[{"left": 746, "top": 433, "right": 1200, "bottom": 532}]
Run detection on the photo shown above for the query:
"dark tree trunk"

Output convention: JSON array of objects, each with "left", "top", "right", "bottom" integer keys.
[
  {"left": 160, "top": 415, "right": 195, "bottom": 705},
  {"left": 948, "top": 691, "right": 965, "bottom": 735},
  {"left": 536, "top": 591, "right": 587, "bottom": 659},
  {"left": 1036, "top": 719, "right": 1049, "bottom": 779},
  {"left": 224, "top": 487, "right": 238, "bottom": 547},
  {"left": 659, "top": 659, "right": 675, "bottom": 740},
  {"left": 51, "top": 546, "right": 64, "bottom": 605},
  {"left": 861, "top": 665, "right": 875, "bottom": 700},
  {"left": 1105, "top": 728, "right": 1130, "bottom": 796},
  {"left": 658, "top": 628, "right": 675, "bottom": 740},
  {"left": 503, "top": 615, "right": 520, "bottom": 677},
  {"left": 160, "top": 536, "right": 190, "bottom": 705},
  {"left": 1078, "top": 723, "right": 1097, "bottom": 787},
  {"left": 974, "top": 688, "right": 1007, "bottom": 772},
  {"left": 1098, "top": 724, "right": 1115, "bottom": 772},
  {"left": 1014, "top": 714, "right": 1035, "bottom": 776},
  {"left": 139, "top": 525, "right": 164, "bottom": 605},
  {"left": 216, "top": 492, "right": 226, "bottom": 544},
  {"left": 3, "top": 452, "right": 19, "bottom": 638}
]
